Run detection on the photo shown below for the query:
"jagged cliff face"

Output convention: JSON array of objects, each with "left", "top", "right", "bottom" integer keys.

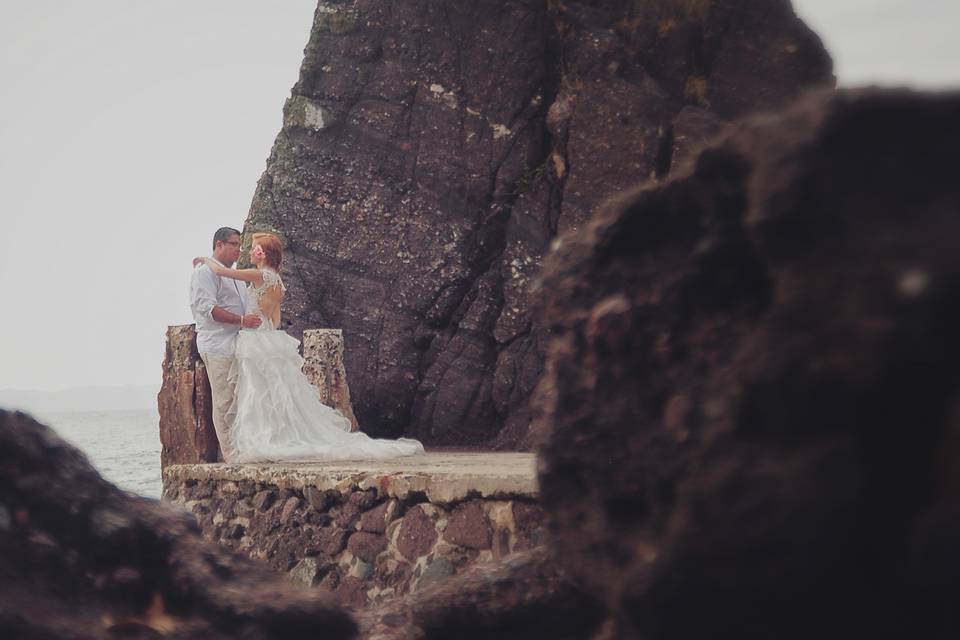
[{"left": 244, "top": 0, "right": 833, "bottom": 447}]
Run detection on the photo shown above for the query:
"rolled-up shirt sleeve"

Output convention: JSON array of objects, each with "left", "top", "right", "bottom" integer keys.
[{"left": 190, "top": 266, "right": 219, "bottom": 321}]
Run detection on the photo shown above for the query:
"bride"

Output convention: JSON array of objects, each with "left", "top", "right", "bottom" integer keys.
[{"left": 193, "top": 232, "right": 424, "bottom": 463}]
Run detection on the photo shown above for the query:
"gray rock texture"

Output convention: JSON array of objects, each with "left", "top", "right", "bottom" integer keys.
[{"left": 243, "top": 0, "right": 833, "bottom": 448}]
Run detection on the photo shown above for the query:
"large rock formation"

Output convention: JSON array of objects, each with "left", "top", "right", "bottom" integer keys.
[
  {"left": 0, "top": 410, "right": 356, "bottom": 639},
  {"left": 243, "top": 0, "right": 833, "bottom": 447},
  {"left": 535, "top": 88, "right": 960, "bottom": 638}
]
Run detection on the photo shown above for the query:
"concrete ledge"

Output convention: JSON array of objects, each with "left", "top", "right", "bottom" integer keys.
[{"left": 163, "top": 452, "right": 538, "bottom": 504}]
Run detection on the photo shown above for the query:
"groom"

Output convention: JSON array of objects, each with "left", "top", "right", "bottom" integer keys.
[{"left": 189, "top": 227, "right": 261, "bottom": 461}]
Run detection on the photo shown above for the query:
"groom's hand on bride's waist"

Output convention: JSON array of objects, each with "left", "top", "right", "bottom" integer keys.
[{"left": 241, "top": 314, "right": 262, "bottom": 329}]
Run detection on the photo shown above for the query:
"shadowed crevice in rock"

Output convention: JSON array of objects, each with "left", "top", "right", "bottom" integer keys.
[{"left": 243, "top": 0, "right": 833, "bottom": 448}]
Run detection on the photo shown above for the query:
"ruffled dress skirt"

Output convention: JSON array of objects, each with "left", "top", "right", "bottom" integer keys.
[{"left": 229, "top": 328, "right": 424, "bottom": 463}]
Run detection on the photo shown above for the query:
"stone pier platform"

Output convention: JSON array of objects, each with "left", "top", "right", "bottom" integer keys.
[
  {"left": 162, "top": 452, "right": 544, "bottom": 608},
  {"left": 159, "top": 325, "right": 544, "bottom": 607},
  {"left": 164, "top": 452, "right": 538, "bottom": 503}
]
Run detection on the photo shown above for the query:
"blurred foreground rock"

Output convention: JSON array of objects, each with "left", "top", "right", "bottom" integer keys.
[
  {"left": 358, "top": 548, "right": 603, "bottom": 639},
  {"left": 535, "top": 89, "right": 960, "bottom": 638},
  {"left": 0, "top": 410, "right": 356, "bottom": 639}
]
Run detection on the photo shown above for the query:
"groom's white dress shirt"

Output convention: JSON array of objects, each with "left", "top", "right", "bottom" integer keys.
[{"left": 190, "top": 258, "right": 248, "bottom": 356}]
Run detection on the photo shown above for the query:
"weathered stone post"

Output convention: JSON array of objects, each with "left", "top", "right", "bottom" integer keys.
[
  {"left": 302, "top": 329, "right": 360, "bottom": 431},
  {"left": 158, "top": 324, "right": 219, "bottom": 469}
]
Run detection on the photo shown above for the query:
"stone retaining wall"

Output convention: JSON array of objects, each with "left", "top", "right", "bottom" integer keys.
[{"left": 162, "top": 455, "right": 544, "bottom": 608}]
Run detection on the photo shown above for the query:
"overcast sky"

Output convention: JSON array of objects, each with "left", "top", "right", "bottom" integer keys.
[{"left": 0, "top": 1, "right": 957, "bottom": 393}]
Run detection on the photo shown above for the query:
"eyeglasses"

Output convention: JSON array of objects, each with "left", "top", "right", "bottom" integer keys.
[{"left": 224, "top": 240, "right": 241, "bottom": 247}]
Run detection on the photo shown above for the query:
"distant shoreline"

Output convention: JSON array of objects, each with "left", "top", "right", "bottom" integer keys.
[
  {"left": 0, "top": 384, "right": 159, "bottom": 415},
  {"left": 25, "top": 407, "right": 159, "bottom": 416}
]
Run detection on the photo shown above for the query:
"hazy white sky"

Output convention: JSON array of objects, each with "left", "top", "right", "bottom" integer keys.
[
  {"left": 0, "top": 1, "right": 957, "bottom": 392},
  {"left": 0, "top": 1, "right": 318, "bottom": 391}
]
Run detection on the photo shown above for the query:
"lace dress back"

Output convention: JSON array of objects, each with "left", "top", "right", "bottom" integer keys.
[{"left": 248, "top": 268, "right": 286, "bottom": 330}]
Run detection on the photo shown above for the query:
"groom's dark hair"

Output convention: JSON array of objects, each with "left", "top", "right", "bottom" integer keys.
[{"left": 212, "top": 227, "right": 242, "bottom": 250}]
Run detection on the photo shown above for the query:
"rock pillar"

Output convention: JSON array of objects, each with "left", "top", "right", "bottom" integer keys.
[
  {"left": 158, "top": 324, "right": 219, "bottom": 468},
  {"left": 302, "top": 329, "right": 360, "bottom": 431}
]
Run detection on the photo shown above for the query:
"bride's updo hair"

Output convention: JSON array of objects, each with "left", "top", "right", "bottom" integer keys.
[{"left": 251, "top": 232, "right": 283, "bottom": 270}]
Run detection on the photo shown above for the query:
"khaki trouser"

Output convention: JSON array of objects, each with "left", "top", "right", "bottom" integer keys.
[{"left": 199, "top": 352, "right": 237, "bottom": 462}]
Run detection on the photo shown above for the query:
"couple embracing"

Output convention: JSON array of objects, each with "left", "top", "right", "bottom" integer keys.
[{"left": 189, "top": 227, "right": 424, "bottom": 463}]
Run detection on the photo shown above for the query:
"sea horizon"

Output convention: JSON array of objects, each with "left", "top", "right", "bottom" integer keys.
[
  {"left": 18, "top": 406, "right": 163, "bottom": 500},
  {"left": 0, "top": 383, "right": 160, "bottom": 416}
]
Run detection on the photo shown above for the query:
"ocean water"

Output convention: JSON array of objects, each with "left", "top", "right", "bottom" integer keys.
[{"left": 34, "top": 408, "right": 162, "bottom": 499}]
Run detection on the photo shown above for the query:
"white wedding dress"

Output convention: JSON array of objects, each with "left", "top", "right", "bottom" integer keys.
[{"left": 228, "top": 268, "right": 425, "bottom": 463}]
